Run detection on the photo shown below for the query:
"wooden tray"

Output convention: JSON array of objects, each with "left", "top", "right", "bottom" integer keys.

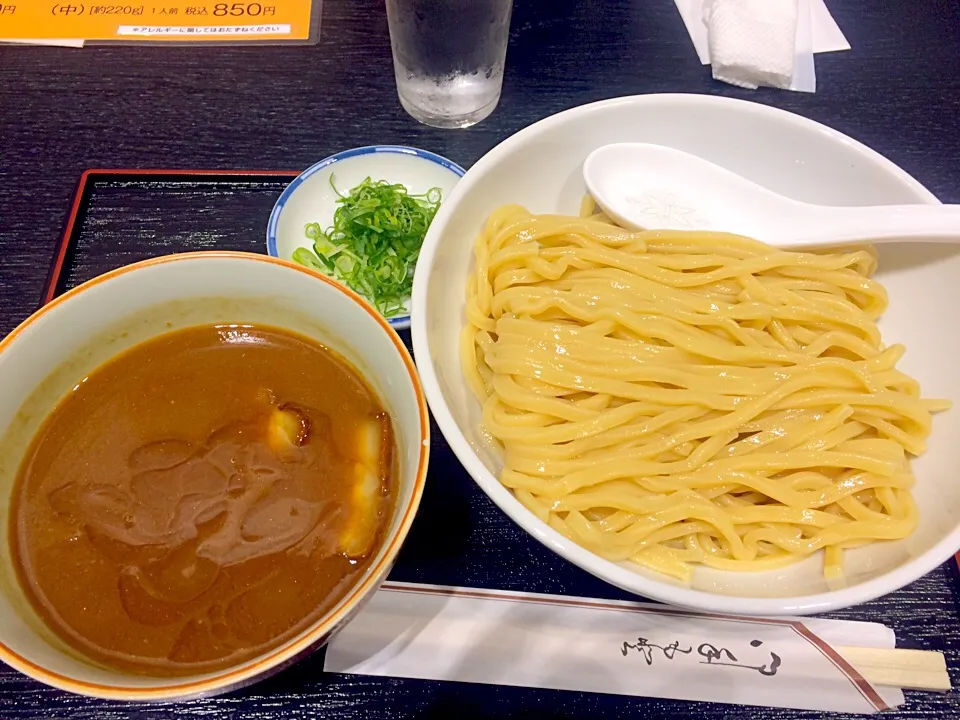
[{"left": 22, "top": 168, "right": 960, "bottom": 719}]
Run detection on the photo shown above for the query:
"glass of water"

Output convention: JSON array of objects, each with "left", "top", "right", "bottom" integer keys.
[{"left": 385, "top": 0, "right": 514, "bottom": 129}]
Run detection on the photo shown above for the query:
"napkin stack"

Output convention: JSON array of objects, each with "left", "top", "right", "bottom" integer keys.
[
  {"left": 707, "top": 0, "right": 798, "bottom": 90},
  {"left": 675, "top": 0, "right": 850, "bottom": 93}
]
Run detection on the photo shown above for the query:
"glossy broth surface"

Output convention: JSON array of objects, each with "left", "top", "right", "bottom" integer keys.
[{"left": 11, "top": 324, "right": 395, "bottom": 675}]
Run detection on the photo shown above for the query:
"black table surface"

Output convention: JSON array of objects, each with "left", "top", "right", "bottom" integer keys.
[{"left": 3, "top": 0, "right": 960, "bottom": 718}]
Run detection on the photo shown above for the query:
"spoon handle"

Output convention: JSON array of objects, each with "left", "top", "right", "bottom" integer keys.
[{"left": 786, "top": 203, "right": 960, "bottom": 248}]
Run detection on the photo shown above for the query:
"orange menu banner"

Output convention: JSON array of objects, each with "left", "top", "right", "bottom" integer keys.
[{"left": 0, "top": 0, "right": 314, "bottom": 42}]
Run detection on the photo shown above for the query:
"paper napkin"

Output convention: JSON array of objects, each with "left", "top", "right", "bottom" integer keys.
[
  {"left": 675, "top": 0, "right": 850, "bottom": 93},
  {"left": 706, "top": 0, "right": 798, "bottom": 89}
]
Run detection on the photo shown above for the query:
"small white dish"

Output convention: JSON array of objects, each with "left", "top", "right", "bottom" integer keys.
[{"left": 267, "top": 145, "right": 465, "bottom": 330}]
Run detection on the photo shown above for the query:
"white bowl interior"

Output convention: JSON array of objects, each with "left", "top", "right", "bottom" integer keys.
[
  {"left": 271, "top": 149, "right": 463, "bottom": 328},
  {"left": 414, "top": 94, "right": 960, "bottom": 614},
  {"left": 0, "top": 254, "right": 426, "bottom": 695}
]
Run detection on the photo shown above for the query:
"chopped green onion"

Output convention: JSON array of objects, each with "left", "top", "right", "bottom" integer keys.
[
  {"left": 291, "top": 175, "right": 442, "bottom": 318},
  {"left": 292, "top": 247, "right": 324, "bottom": 272}
]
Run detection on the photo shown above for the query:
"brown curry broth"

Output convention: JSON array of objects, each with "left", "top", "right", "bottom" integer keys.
[{"left": 11, "top": 324, "right": 395, "bottom": 675}]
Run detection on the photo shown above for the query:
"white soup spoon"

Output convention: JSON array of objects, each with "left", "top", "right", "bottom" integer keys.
[{"left": 583, "top": 143, "right": 960, "bottom": 250}]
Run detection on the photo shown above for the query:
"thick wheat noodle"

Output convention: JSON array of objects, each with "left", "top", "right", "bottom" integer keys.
[{"left": 461, "top": 203, "right": 950, "bottom": 581}]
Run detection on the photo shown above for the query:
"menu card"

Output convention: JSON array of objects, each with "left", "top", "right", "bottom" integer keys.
[{"left": 0, "top": 0, "right": 318, "bottom": 44}]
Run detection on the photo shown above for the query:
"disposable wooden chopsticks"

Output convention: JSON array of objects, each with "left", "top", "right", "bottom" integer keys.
[{"left": 835, "top": 646, "right": 951, "bottom": 691}]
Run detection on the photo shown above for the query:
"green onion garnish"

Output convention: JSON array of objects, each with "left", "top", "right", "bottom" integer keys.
[{"left": 291, "top": 175, "right": 442, "bottom": 318}]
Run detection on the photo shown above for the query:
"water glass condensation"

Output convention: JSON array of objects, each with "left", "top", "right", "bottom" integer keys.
[{"left": 386, "top": 0, "right": 514, "bottom": 129}]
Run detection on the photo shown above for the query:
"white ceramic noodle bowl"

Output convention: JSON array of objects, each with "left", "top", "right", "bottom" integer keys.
[
  {"left": 411, "top": 94, "right": 960, "bottom": 616},
  {"left": 0, "top": 252, "right": 429, "bottom": 700}
]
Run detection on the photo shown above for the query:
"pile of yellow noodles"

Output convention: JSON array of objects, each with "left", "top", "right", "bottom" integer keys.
[{"left": 461, "top": 203, "right": 948, "bottom": 581}]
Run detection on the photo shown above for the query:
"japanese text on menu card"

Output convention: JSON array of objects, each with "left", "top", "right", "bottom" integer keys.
[{"left": 0, "top": 0, "right": 313, "bottom": 41}]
